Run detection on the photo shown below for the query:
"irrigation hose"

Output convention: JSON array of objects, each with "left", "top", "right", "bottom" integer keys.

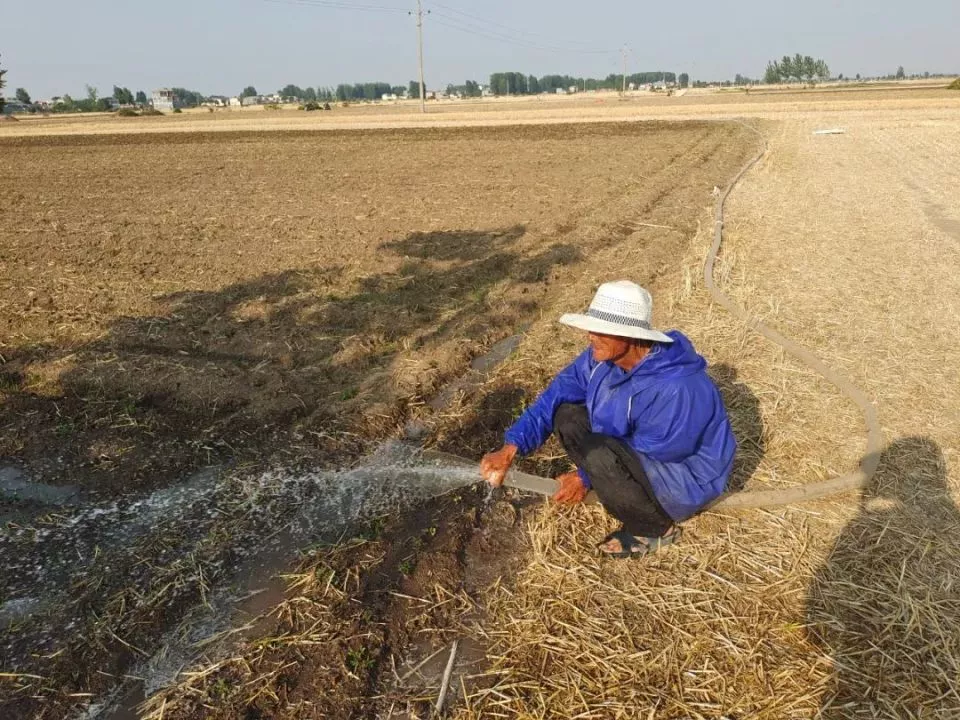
[
  {"left": 706, "top": 121, "right": 882, "bottom": 509},
  {"left": 427, "top": 121, "right": 883, "bottom": 509}
]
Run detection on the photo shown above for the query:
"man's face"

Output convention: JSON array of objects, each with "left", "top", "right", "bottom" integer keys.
[{"left": 588, "top": 332, "right": 633, "bottom": 362}]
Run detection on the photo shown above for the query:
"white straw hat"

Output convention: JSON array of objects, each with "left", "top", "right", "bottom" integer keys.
[{"left": 559, "top": 281, "right": 673, "bottom": 343}]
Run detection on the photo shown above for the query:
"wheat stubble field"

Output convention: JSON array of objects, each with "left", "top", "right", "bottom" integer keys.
[{"left": 2, "top": 87, "right": 960, "bottom": 718}]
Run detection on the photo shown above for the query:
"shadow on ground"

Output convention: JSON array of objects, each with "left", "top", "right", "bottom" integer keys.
[
  {"left": 709, "top": 363, "right": 765, "bottom": 491},
  {"left": 807, "top": 436, "right": 960, "bottom": 717},
  {"left": 0, "top": 225, "right": 582, "bottom": 494}
]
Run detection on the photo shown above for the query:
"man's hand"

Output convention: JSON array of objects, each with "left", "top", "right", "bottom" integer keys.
[
  {"left": 480, "top": 444, "right": 518, "bottom": 487},
  {"left": 552, "top": 470, "right": 588, "bottom": 504}
]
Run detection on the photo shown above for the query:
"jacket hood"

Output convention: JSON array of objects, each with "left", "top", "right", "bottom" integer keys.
[{"left": 631, "top": 330, "right": 705, "bottom": 380}]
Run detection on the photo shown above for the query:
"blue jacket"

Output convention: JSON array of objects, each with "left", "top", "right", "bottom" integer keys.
[{"left": 504, "top": 331, "right": 735, "bottom": 521}]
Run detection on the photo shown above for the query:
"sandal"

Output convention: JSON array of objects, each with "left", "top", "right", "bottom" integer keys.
[{"left": 597, "top": 526, "right": 682, "bottom": 559}]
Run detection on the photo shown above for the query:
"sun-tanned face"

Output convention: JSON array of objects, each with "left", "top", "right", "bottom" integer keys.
[{"left": 587, "top": 332, "right": 635, "bottom": 362}]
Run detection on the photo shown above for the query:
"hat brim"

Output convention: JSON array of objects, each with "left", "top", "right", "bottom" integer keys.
[{"left": 558, "top": 313, "right": 673, "bottom": 343}]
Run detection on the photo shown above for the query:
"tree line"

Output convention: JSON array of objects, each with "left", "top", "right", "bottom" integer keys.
[
  {"left": 764, "top": 54, "right": 830, "bottom": 83},
  {"left": 486, "top": 71, "right": 682, "bottom": 95}
]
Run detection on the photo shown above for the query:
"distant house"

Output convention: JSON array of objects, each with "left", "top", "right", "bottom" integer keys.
[
  {"left": 1, "top": 99, "right": 31, "bottom": 115},
  {"left": 381, "top": 93, "right": 398, "bottom": 101},
  {"left": 555, "top": 88, "right": 567, "bottom": 95},
  {"left": 152, "top": 89, "right": 181, "bottom": 111},
  {"left": 229, "top": 96, "right": 242, "bottom": 107},
  {"left": 241, "top": 95, "right": 261, "bottom": 107}
]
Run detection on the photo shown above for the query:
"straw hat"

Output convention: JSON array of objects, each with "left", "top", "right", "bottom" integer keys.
[{"left": 559, "top": 281, "right": 673, "bottom": 343}]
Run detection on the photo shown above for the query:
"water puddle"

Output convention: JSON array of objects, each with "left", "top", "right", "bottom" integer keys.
[{"left": 0, "top": 465, "right": 82, "bottom": 505}]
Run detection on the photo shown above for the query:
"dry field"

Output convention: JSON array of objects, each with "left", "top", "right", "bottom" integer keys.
[
  {"left": 2, "top": 84, "right": 960, "bottom": 719},
  {"left": 431, "top": 94, "right": 960, "bottom": 718},
  {"left": 0, "top": 84, "right": 956, "bottom": 137},
  {"left": 0, "top": 121, "right": 755, "bottom": 717}
]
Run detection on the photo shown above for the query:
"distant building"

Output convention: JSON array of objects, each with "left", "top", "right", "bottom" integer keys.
[
  {"left": 1, "top": 99, "right": 31, "bottom": 115},
  {"left": 151, "top": 89, "right": 181, "bottom": 111},
  {"left": 229, "top": 96, "right": 242, "bottom": 107},
  {"left": 241, "top": 95, "right": 261, "bottom": 107},
  {"left": 381, "top": 93, "right": 398, "bottom": 101}
]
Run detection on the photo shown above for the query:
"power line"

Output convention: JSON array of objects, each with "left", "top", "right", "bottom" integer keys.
[
  {"left": 427, "top": 1, "right": 600, "bottom": 48},
  {"left": 263, "top": 0, "right": 408, "bottom": 14},
  {"left": 429, "top": 12, "right": 610, "bottom": 55}
]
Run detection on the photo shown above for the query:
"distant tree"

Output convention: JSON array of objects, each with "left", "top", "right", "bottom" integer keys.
[
  {"left": 445, "top": 83, "right": 456, "bottom": 97},
  {"left": 764, "top": 55, "right": 828, "bottom": 83},
  {"left": 464, "top": 79, "right": 481, "bottom": 97},
  {"left": 303, "top": 87, "right": 316, "bottom": 101},
  {"left": 135, "top": 90, "right": 147, "bottom": 104},
  {"left": 793, "top": 53, "right": 806, "bottom": 81},
  {"left": 0, "top": 54, "right": 6, "bottom": 113},
  {"left": 279, "top": 84, "right": 304, "bottom": 99},
  {"left": 170, "top": 88, "right": 204, "bottom": 107},
  {"left": 86, "top": 84, "right": 99, "bottom": 103},
  {"left": 896, "top": 65, "right": 905, "bottom": 80},
  {"left": 16, "top": 87, "right": 31, "bottom": 104},
  {"left": 527, "top": 74, "right": 540, "bottom": 94},
  {"left": 856, "top": 73, "right": 861, "bottom": 81},
  {"left": 240, "top": 86, "right": 257, "bottom": 98},
  {"left": 112, "top": 86, "right": 134, "bottom": 104},
  {"left": 408, "top": 80, "right": 421, "bottom": 99},
  {"left": 489, "top": 72, "right": 528, "bottom": 95},
  {"left": 678, "top": 72, "right": 689, "bottom": 88}
]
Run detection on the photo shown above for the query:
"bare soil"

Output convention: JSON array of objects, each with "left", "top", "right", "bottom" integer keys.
[{"left": 0, "top": 121, "right": 756, "bottom": 717}]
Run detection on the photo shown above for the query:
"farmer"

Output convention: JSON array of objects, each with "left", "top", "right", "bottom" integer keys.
[{"left": 480, "top": 281, "right": 736, "bottom": 558}]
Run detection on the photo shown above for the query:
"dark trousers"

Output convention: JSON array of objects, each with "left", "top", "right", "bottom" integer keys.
[{"left": 554, "top": 403, "right": 674, "bottom": 538}]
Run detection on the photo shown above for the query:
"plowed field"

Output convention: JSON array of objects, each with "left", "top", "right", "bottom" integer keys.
[{"left": 0, "top": 121, "right": 756, "bottom": 718}]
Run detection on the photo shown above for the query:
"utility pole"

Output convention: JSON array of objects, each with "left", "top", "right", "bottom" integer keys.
[
  {"left": 415, "top": 0, "right": 426, "bottom": 113},
  {"left": 621, "top": 47, "right": 628, "bottom": 96}
]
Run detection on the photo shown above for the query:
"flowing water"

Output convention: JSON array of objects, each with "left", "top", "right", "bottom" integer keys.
[
  {"left": 0, "top": 443, "right": 485, "bottom": 718},
  {"left": 3, "top": 333, "right": 529, "bottom": 716}
]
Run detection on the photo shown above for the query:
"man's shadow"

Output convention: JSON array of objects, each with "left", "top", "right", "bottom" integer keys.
[
  {"left": 806, "top": 436, "right": 960, "bottom": 717},
  {"left": 709, "top": 364, "right": 765, "bottom": 491}
]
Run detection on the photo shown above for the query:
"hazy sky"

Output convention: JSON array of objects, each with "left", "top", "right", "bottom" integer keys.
[{"left": 4, "top": 0, "right": 958, "bottom": 99}]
